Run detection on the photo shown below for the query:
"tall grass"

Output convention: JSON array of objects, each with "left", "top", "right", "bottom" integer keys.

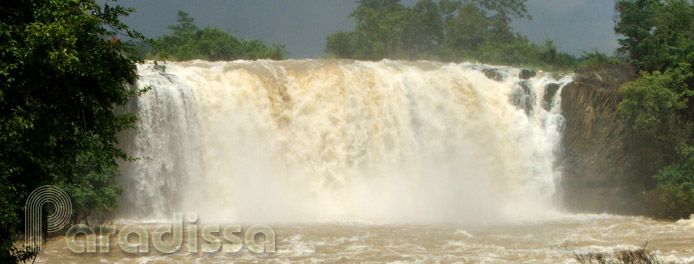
[{"left": 574, "top": 243, "right": 659, "bottom": 264}]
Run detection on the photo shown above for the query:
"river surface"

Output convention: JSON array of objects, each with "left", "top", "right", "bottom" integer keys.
[{"left": 36, "top": 215, "right": 694, "bottom": 263}]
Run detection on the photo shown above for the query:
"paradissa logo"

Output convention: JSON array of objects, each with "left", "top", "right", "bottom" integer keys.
[
  {"left": 65, "top": 213, "right": 275, "bottom": 254},
  {"left": 26, "top": 185, "right": 275, "bottom": 254},
  {"left": 25, "top": 185, "right": 72, "bottom": 250}
]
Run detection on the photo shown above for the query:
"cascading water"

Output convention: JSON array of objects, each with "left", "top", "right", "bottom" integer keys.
[{"left": 117, "top": 60, "right": 574, "bottom": 224}]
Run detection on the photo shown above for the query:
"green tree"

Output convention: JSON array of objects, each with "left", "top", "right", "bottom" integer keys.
[
  {"left": 440, "top": 3, "right": 488, "bottom": 58},
  {"left": 616, "top": 0, "right": 694, "bottom": 219},
  {"left": 618, "top": 64, "right": 693, "bottom": 146},
  {"left": 615, "top": 0, "right": 694, "bottom": 72},
  {"left": 474, "top": 0, "right": 530, "bottom": 41},
  {"left": 153, "top": 11, "right": 286, "bottom": 61},
  {"left": 575, "top": 49, "right": 618, "bottom": 69},
  {"left": 346, "top": 0, "right": 448, "bottom": 60},
  {"left": 325, "top": 0, "right": 577, "bottom": 70},
  {"left": 648, "top": 147, "right": 694, "bottom": 219},
  {"left": 349, "top": 0, "right": 408, "bottom": 59},
  {"left": 0, "top": 0, "right": 149, "bottom": 262},
  {"left": 400, "top": 0, "right": 443, "bottom": 59},
  {"left": 325, "top": 31, "right": 357, "bottom": 58},
  {"left": 169, "top": 10, "right": 198, "bottom": 36},
  {"left": 238, "top": 39, "right": 286, "bottom": 60}
]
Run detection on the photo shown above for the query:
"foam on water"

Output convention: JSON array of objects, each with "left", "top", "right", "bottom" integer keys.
[{"left": 36, "top": 216, "right": 694, "bottom": 263}]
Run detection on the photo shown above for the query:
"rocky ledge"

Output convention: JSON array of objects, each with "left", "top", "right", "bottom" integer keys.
[{"left": 559, "top": 64, "right": 669, "bottom": 214}]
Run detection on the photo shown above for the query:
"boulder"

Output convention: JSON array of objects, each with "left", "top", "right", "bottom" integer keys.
[{"left": 519, "top": 68, "right": 536, "bottom": 79}]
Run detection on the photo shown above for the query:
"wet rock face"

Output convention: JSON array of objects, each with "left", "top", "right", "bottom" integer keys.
[
  {"left": 519, "top": 69, "right": 536, "bottom": 79},
  {"left": 542, "top": 83, "right": 560, "bottom": 111},
  {"left": 508, "top": 72, "right": 568, "bottom": 116},
  {"left": 558, "top": 64, "right": 667, "bottom": 215},
  {"left": 483, "top": 68, "right": 505, "bottom": 82},
  {"left": 510, "top": 80, "right": 534, "bottom": 115}
]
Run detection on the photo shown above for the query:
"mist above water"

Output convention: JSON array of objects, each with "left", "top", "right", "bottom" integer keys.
[{"left": 117, "top": 60, "right": 573, "bottom": 224}]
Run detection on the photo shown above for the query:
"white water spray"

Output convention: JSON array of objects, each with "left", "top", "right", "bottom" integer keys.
[{"left": 118, "top": 60, "right": 573, "bottom": 224}]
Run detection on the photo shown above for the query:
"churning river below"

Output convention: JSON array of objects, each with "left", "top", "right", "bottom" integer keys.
[{"left": 36, "top": 215, "right": 694, "bottom": 263}]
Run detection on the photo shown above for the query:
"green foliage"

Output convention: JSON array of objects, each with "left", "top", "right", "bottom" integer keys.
[
  {"left": 615, "top": 0, "right": 694, "bottom": 72},
  {"left": 618, "top": 64, "right": 692, "bottom": 143},
  {"left": 325, "top": 0, "right": 582, "bottom": 70},
  {"left": 326, "top": 31, "right": 357, "bottom": 58},
  {"left": 620, "top": 66, "right": 694, "bottom": 219},
  {"left": 402, "top": 0, "right": 444, "bottom": 59},
  {"left": 0, "top": 0, "right": 148, "bottom": 262},
  {"left": 466, "top": 37, "right": 579, "bottom": 71},
  {"left": 347, "top": 0, "right": 408, "bottom": 59},
  {"left": 440, "top": 2, "right": 488, "bottom": 55},
  {"left": 616, "top": 0, "right": 694, "bottom": 219},
  {"left": 153, "top": 11, "right": 286, "bottom": 61},
  {"left": 647, "top": 148, "right": 694, "bottom": 219},
  {"left": 473, "top": 0, "right": 531, "bottom": 42},
  {"left": 576, "top": 49, "right": 622, "bottom": 69}
]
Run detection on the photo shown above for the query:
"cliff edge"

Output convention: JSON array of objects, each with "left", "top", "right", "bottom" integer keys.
[{"left": 559, "top": 64, "right": 668, "bottom": 214}]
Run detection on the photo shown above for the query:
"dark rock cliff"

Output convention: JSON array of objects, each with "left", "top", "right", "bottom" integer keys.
[{"left": 559, "top": 64, "right": 669, "bottom": 214}]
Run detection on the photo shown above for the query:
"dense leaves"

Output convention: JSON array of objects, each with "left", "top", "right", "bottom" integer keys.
[
  {"left": 616, "top": 0, "right": 694, "bottom": 219},
  {"left": 0, "top": 0, "right": 148, "bottom": 261},
  {"left": 647, "top": 147, "right": 694, "bottom": 219},
  {"left": 152, "top": 11, "right": 286, "bottom": 61},
  {"left": 615, "top": 0, "right": 694, "bottom": 72},
  {"left": 325, "top": 0, "right": 583, "bottom": 70}
]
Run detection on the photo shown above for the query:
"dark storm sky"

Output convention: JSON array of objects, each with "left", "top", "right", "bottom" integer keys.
[{"left": 112, "top": 0, "right": 620, "bottom": 59}]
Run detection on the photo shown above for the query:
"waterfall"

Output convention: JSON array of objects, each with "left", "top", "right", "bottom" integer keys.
[{"left": 117, "top": 59, "right": 573, "bottom": 224}]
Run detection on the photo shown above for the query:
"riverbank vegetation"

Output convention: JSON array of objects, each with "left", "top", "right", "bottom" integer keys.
[
  {"left": 574, "top": 244, "right": 660, "bottom": 264},
  {"left": 614, "top": 0, "right": 694, "bottom": 220},
  {"left": 0, "top": 0, "right": 151, "bottom": 262},
  {"left": 0, "top": 1, "right": 287, "bottom": 262}
]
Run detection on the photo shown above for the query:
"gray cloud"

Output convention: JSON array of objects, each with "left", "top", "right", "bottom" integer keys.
[{"left": 512, "top": 0, "right": 620, "bottom": 56}]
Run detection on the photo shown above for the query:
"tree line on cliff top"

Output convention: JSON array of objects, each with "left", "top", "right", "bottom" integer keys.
[
  {"left": 324, "top": 0, "right": 613, "bottom": 70},
  {"left": 149, "top": 10, "right": 286, "bottom": 61}
]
